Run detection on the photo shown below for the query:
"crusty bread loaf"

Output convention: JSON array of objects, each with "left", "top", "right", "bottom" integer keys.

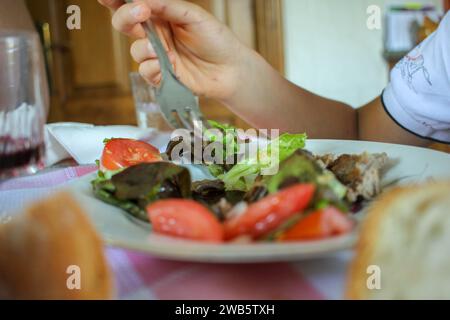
[
  {"left": 347, "top": 181, "right": 450, "bottom": 300},
  {"left": 0, "top": 192, "right": 113, "bottom": 299}
]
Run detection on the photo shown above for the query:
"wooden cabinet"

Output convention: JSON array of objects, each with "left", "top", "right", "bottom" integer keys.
[
  {"left": 26, "top": 0, "right": 284, "bottom": 129},
  {"left": 27, "top": 0, "right": 135, "bottom": 125}
]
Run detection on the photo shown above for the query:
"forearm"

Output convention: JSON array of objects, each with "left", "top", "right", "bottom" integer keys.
[
  {"left": 223, "top": 50, "right": 358, "bottom": 139},
  {"left": 0, "top": 0, "right": 35, "bottom": 31},
  {"left": 358, "top": 98, "right": 429, "bottom": 146}
]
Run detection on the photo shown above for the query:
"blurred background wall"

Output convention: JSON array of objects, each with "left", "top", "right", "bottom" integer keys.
[{"left": 283, "top": 0, "right": 444, "bottom": 108}]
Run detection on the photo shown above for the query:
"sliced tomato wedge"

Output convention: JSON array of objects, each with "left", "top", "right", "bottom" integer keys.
[
  {"left": 223, "top": 184, "right": 315, "bottom": 241},
  {"left": 100, "top": 138, "right": 162, "bottom": 171},
  {"left": 279, "top": 207, "right": 353, "bottom": 241},
  {"left": 147, "top": 199, "right": 224, "bottom": 243}
]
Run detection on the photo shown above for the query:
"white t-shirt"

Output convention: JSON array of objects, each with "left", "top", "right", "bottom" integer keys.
[{"left": 382, "top": 12, "right": 450, "bottom": 143}]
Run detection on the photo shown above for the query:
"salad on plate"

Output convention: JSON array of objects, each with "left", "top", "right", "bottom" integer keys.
[{"left": 91, "top": 122, "right": 388, "bottom": 244}]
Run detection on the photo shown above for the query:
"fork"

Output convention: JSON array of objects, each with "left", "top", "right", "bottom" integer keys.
[{"left": 125, "top": 0, "right": 210, "bottom": 133}]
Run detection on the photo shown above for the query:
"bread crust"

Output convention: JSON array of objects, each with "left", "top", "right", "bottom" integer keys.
[
  {"left": 346, "top": 181, "right": 450, "bottom": 300},
  {"left": 0, "top": 192, "right": 113, "bottom": 299}
]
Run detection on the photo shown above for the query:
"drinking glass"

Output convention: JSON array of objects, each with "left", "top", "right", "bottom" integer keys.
[
  {"left": 129, "top": 72, "right": 171, "bottom": 131},
  {"left": 0, "top": 31, "right": 48, "bottom": 179}
]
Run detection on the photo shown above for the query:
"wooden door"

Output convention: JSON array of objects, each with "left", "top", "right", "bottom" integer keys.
[{"left": 27, "top": 0, "right": 137, "bottom": 125}]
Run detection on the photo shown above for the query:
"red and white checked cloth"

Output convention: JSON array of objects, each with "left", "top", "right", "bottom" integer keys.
[{"left": 0, "top": 166, "right": 353, "bottom": 300}]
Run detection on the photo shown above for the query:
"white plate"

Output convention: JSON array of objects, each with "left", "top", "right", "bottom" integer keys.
[{"left": 67, "top": 140, "right": 450, "bottom": 263}]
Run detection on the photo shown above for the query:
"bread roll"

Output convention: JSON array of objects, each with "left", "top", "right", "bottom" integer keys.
[
  {"left": 347, "top": 181, "right": 450, "bottom": 300},
  {"left": 0, "top": 192, "right": 113, "bottom": 299}
]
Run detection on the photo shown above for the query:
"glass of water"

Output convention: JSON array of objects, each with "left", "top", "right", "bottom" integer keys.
[
  {"left": 0, "top": 31, "right": 48, "bottom": 180},
  {"left": 129, "top": 72, "right": 171, "bottom": 132}
]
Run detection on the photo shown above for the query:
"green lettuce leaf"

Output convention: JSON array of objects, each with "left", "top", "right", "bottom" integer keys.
[
  {"left": 219, "top": 133, "right": 307, "bottom": 191},
  {"left": 92, "top": 162, "right": 192, "bottom": 222},
  {"left": 208, "top": 164, "right": 225, "bottom": 177},
  {"left": 261, "top": 149, "right": 348, "bottom": 210},
  {"left": 207, "top": 120, "right": 236, "bottom": 132},
  {"left": 205, "top": 120, "right": 239, "bottom": 165}
]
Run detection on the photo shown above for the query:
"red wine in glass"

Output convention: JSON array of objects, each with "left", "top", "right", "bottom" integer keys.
[{"left": 0, "top": 136, "right": 44, "bottom": 178}]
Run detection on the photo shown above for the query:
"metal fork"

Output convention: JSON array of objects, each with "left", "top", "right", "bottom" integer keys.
[{"left": 126, "top": 0, "right": 210, "bottom": 132}]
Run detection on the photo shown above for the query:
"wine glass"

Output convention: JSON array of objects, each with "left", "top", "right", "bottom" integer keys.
[
  {"left": 0, "top": 30, "right": 48, "bottom": 180},
  {"left": 129, "top": 72, "right": 171, "bottom": 132}
]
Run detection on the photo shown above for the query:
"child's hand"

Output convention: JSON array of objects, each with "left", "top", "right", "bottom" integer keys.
[{"left": 98, "top": 0, "right": 249, "bottom": 101}]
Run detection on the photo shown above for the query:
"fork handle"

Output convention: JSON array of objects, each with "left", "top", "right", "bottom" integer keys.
[
  {"left": 125, "top": 0, "right": 175, "bottom": 80},
  {"left": 141, "top": 20, "right": 175, "bottom": 78}
]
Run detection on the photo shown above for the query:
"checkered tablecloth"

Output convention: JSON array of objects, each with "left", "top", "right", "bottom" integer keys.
[{"left": 0, "top": 166, "right": 353, "bottom": 300}]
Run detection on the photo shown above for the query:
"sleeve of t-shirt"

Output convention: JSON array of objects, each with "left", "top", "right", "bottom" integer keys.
[{"left": 382, "top": 12, "right": 450, "bottom": 143}]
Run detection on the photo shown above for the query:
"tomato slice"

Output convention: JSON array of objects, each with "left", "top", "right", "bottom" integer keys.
[
  {"left": 100, "top": 138, "right": 162, "bottom": 171},
  {"left": 223, "top": 184, "right": 315, "bottom": 241},
  {"left": 279, "top": 207, "right": 353, "bottom": 241},
  {"left": 147, "top": 199, "right": 224, "bottom": 243}
]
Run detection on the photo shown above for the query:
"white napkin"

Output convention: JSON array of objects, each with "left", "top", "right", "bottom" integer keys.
[{"left": 44, "top": 122, "right": 170, "bottom": 166}]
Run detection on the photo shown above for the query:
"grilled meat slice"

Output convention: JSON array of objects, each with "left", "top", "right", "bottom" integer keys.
[{"left": 318, "top": 152, "right": 388, "bottom": 202}]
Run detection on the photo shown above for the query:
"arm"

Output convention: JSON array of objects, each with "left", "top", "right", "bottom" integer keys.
[
  {"left": 0, "top": 0, "right": 35, "bottom": 31},
  {"left": 358, "top": 98, "right": 429, "bottom": 146},
  {"left": 217, "top": 11, "right": 448, "bottom": 147},
  {"left": 223, "top": 50, "right": 429, "bottom": 145},
  {"left": 222, "top": 50, "right": 358, "bottom": 139}
]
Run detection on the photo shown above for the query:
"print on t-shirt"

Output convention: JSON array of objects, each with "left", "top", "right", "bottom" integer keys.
[{"left": 396, "top": 44, "right": 432, "bottom": 93}]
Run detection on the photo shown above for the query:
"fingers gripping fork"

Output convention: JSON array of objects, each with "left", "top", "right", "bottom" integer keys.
[{"left": 125, "top": 0, "right": 210, "bottom": 133}]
